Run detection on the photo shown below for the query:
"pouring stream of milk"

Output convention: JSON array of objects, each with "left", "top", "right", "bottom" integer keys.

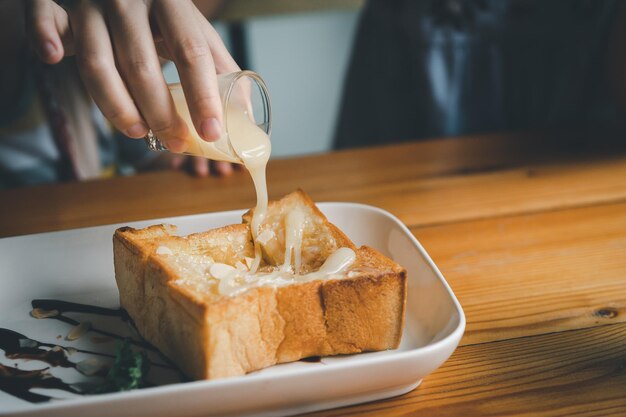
[
  {"left": 170, "top": 85, "right": 270, "bottom": 272},
  {"left": 226, "top": 102, "right": 271, "bottom": 273}
]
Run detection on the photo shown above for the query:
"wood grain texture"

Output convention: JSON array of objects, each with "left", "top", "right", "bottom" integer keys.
[
  {"left": 2, "top": 132, "right": 626, "bottom": 237},
  {"left": 412, "top": 201, "right": 626, "bottom": 346},
  {"left": 305, "top": 323, "right": 626, "bottom": 417}
]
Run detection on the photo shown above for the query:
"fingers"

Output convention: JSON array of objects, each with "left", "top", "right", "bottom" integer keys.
[
  {"left": 25, "top": 0, "right": 69, "bottom": 63},
  {"left": 193, "top": 7, "right": 240, "bottom": 74},
  {"left": 153, "top": 9, "right": 240, "bottom": 74},
  {"left": 192, "top": 9, "right": 257, "bottom": 118},
  {"left": 105, "top": 1, "right": 188, "bottom": 150},
  {"left": 154, "top": 0, "right": 223, "bottom": 142},
  {"left": 67, "top": 2, "right": 148, "bottom": 139},
  {"left": 193, "top": 7, "right": 260, "bottom": 131},
  {"left": 26, "top": 0, "right": 240, "bottom": 159}
]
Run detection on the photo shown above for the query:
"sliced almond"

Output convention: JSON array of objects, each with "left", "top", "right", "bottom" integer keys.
[
  {"left": 210, "top": 263, "right": 237, "bottom": 280},
  {"left": 244, "top": 257, "right": 255, "bottom": 269},
  {"left": 256, "top": 229, "right": 275, "bottom": 245},
  {"left": 66, "top": 321, "right": 92, "bottom": 341},
  {"left": 76, "top": 358, "right": 106, "bottom": 376},
  {"left": 30, "top": 308, "right": 59, "bottom": 319}
]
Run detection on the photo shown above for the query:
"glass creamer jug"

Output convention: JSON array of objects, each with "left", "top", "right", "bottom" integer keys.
[{"left": 144, "top": 71, "right": 272, "bottom": 164}]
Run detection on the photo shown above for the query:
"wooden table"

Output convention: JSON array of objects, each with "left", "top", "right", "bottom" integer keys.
[{"left": 2, "top": 132, "right": 626, "bottom": 415}]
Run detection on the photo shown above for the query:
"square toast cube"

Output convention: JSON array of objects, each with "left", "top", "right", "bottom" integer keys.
[{"left": 113, "top": 190, "right": 407, "bottom": 380}]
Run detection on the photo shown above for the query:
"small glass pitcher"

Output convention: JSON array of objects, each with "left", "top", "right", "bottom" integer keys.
[{"left": 144, "top": 70, "right": 271, "bottom": 164}]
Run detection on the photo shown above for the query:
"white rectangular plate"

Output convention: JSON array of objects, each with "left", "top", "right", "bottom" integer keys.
[{"left": 0, "top": 203, "right": 465, "bottom": 417}]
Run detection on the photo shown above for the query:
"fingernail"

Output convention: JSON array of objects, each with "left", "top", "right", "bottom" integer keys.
[
  {"left": 126, "top": 122, "right": 148, "bottom": 138},
  {"left": 201, "top": 118, "right": 222, "bottom": 141},
  {"left": 41, "top": 41, "right": 56, "bottom": 59},
  {"left": 165, "top": 139, "right": 187, "bottom": 153}
]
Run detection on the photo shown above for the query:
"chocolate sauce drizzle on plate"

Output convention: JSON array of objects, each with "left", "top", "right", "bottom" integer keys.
[
  {"left": 0, "top": 299, "right": 181, "bottom": 404},
  {"left": 31, "top": 299, "right": 157, "bottom": 351},
  {"left": 0, "top": 363, "right": 81, "bottom": 403}
]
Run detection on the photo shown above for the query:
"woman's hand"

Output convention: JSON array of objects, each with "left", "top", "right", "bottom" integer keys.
[{"left": 25, "top": 0, "right": 239, "bottom": 176}]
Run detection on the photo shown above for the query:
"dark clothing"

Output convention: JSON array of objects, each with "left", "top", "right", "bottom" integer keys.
[{"left": 335, "top": 0, "right": 619, "bottom": 149}]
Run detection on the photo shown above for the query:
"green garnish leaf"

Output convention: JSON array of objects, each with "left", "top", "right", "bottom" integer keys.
[{"left": 95, "top": 339, "right": 149, "bottom": 393}]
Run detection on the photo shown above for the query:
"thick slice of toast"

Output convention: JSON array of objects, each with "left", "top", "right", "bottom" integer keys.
[{"left": 113, "top": 190, "right": 407, "bottom": 380}]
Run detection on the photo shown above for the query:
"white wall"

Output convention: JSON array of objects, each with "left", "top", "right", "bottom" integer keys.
[
  {"left": 163, "top": 10, "right": 360, "bottom": 158},
  {"left": 246, "top": 10, "right": 359, "bottom": 157}
]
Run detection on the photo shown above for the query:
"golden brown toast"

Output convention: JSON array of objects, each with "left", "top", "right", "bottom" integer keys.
[{"left": 113, "top": 190, "right": 407, "bottom": 380}]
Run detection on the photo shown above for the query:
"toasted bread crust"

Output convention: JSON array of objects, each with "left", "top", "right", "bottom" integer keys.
[{"left": 113, "top": 190, "right": 407, "bottom": 380}]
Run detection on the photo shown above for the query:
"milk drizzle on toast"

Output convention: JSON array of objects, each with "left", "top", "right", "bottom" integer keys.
[
  {"left": 282, "top": 207, "right": 305, "bottom": 273},
  {"left": 226, "top": 102, "right": 356, "bottom": 283},
  {"left": 207, "top": 247, "right": 357, "bottom": 297},
  {"left": 155, "top": 104, "right": 357, "bottom": 294}
]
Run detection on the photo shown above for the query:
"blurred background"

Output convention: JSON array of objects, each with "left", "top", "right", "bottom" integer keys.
[{"left": 2, "top": 0, "right": 625, "bottom": 188}]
